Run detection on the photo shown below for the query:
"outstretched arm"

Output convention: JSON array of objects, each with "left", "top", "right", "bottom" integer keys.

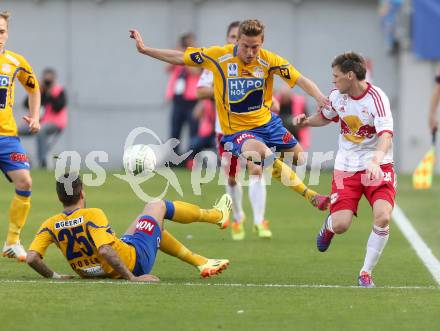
[
  {"left": 129, "top": 29, "right": 184, "bottom": 65},
  {"left": 293, "top": 112, "right": 331, "bottom": 128},
  {"left": 197, "top": 86, "right": 214, "bottom": 100},
  {"left": 98, "top": 244, "right": 159, "bottom": 282},
  {"left": 27, "top": 250, "right": 73, "bottom": 279},
  {"left": 296, "top": 75, "right": 330, "bottom": 110}
]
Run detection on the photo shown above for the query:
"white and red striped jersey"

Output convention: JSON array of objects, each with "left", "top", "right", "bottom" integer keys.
[
  {"left": 197, "top": 69, "right": 222, "bottom": 134},
  {"left": 321, "top": 83, "right": 394, "bottom": 171}
]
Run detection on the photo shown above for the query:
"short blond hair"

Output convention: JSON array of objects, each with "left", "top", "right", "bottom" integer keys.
[
  {"left": 0, "top": 11, "right": 11, "bottom": 24},
  {"left": 238, "top": 19, "right": 265, "bottom": 38}
]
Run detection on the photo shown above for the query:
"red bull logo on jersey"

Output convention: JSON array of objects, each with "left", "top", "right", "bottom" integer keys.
[
  {"left": 228, "top": 78, "right": 264, "bottom": 114},
  {"left": 136, "top": 218, "right": 156, "bottom": 235},
  {"left": 340, "top": 115, "right": 376, "bottom": 144}
]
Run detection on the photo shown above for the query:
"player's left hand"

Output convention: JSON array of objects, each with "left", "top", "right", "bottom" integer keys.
[
  {"left": 366, "top": 161, "right": 383, "bottom": 181},
  {"left": 129, "top": 29, "right": 146, "bottom": 53},
  {"left": 23, "top": 115, "right": 40, "bottom": 134}
]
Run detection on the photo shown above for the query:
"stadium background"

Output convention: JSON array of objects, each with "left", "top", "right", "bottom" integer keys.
[
  {"left": 1, "top": 2, "right": 440, "bottom": 330},
  {"left": 3, "top": 0, "right": 438, "bottom": 172}
]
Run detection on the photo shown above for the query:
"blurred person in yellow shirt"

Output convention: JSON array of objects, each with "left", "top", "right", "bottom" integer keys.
[{"left": 0, "top": 11, "right": 41, "bottom": 261}]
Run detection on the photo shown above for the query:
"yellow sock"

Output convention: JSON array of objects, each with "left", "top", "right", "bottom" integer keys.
[
  {"left": 159, "top": 230, "right": 207, "bottom": 267},
  {"left": 7, "top": 193, "right": 31, "bottom": 245},
  {"left": 164, "top": 200, "right": 222, "bottom": 225},
  {"left": 272, "top": 159, "right": 317, "bottom": 202}
]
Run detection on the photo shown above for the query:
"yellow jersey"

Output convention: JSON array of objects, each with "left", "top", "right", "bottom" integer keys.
[
  {"left": 184, "top": 44, "right": 301, "bottom": 134},
  {"left": 0, "top": 50, "right": 39, "bottom": 136},
  {"left": 29, "top": 208, "right": 136, "bottom": 279}
]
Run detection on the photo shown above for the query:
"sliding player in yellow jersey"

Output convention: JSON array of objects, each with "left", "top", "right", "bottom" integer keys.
[
  {"left": 26, "top": 174, "right": 232, "bottom": 281},
  {"left": 129, "top": 19, "right": 330, "bottom": 212},
  {"left": 0, "top": 11, "right": 41, "bottom": 261}
]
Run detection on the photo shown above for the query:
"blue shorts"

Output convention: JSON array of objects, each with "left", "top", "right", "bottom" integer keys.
[
  {"left": 0, "top": 136, "right": 30, "bottom": 180},
  {"left": 120, "top": 216, "right": 162, "bottom": 276},
  {"left": 221, "top": 113, "right": 298, "bottom": 156}
]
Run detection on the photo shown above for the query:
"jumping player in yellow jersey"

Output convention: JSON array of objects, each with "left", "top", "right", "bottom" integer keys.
[
  {"left": 129, "top": 19, "right": 330, "bottom": 211},
  {"left": 27, "top": 174, "right": 232, "bottom": 281},
  {"left": 0, "top": 11, "right": 41, "bottom": 261}
]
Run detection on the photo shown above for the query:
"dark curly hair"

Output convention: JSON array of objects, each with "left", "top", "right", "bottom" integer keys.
[{"left": 331, "top": 52, "right": 367, "bottom": 80}]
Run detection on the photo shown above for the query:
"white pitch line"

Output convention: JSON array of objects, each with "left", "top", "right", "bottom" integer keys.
[
  {"left": 0, "top": 279, "right": 438, "bottom": 290},
  {"left": 392, "top": 204, "right": 440, "bottom": 285}
]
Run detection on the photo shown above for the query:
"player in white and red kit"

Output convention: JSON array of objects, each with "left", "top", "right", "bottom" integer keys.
[
  {"left": 294, "top": 52, "right": 395, "bottom": 287},
  {"left": 196, "top": 21, "right": 272, "bottom": 240}
]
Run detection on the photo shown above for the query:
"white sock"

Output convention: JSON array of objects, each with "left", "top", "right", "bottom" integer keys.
[
  {"left": 326, "top": 215, "right": 334, "bottom": 233},
  {"left": 248, "top": 175, "right": 266, "bottom": 225},
  {"left": 225, "top": 183, "right": 244, "bottom": 223},
  {"left": 360, "top": 225, "right": 390, "bottom": 274}
]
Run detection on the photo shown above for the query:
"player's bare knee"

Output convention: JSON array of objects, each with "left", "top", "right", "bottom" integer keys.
[
  {"left": 15, "top": 176, "right": 32, "bottom": 191},
  {"left": 228, "top": 176, "right": 237, "bottom": 186},
  {"left": 143, "top": 200, "right": 166, "bottom": 217},
  {"left": 374, "top": 210, "right": 391, "bottom": 228},
  {"left": 333, "top": 223, "right": 350, "bottom": 234},
  {"left": 332, "top": 217, "right": 352, "bottom": 234},
  {"left": 249, "top": 164, "right": 262, "bottom": 176}
]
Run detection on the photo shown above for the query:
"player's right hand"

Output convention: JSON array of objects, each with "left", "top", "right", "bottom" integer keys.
[
  {"left": 293, "top": 114, "right": 308, "bottom": 127},
  {"left": 132, "top": 274, "right": 160, "bottom": 282},
  {"left": 129, "top": 29, "right": 145, "bottom": 53},
  {"left": 23, "top": 115, "right": 40, "bottom": 134}
]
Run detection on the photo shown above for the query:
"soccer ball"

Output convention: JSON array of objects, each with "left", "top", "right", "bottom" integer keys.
[{"left": 123, "top": 144, "right": 157, "bottom": 176}]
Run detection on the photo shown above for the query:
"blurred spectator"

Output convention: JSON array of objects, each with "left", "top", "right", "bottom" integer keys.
[
  {"left": 274, "top": 87, "right": 310, "bottom": 150},
  {"left": 186, "top": 99, "right": 216, "bottom": 168},
  {"left": 20, "top": 68, "right": 68, "bottom": 168},
  {"left": 429, "top": 65, "right": 440, "bottom": 134},
  {"left": 165, "top": 33, "right": 201, "bottom": 154},
  {"left": 378, "top": 0, "right": 404, "bottom": 54}
]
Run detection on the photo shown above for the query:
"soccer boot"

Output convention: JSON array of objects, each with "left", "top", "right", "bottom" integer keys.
[
  {"left": 198, "top": 259, "right": 230, "bottom": 278},
  {"left": 231, "top": 216, "right": 245, "bottom": 241},
  {"left": 213, "top": 194, "right": 232, "bottom": 229},
  {"left": 253, "top": 220, "right": 272, "bottom": 239},
  {"left": 316, "top": 216, "right": 334, "bottom": 252},
  {"left": 2, "top": 241, "right": 27, "bottom": 262},
  {"left": 309, "top": 193, "right": 331, "bottom": 211},
  {"left": 358, "top": 271, "right": 375, "bottom": 288}
]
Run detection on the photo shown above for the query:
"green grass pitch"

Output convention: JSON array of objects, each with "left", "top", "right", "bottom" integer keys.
[{"left": 0, "top": 169, "right": 439, "bottom": 331}]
